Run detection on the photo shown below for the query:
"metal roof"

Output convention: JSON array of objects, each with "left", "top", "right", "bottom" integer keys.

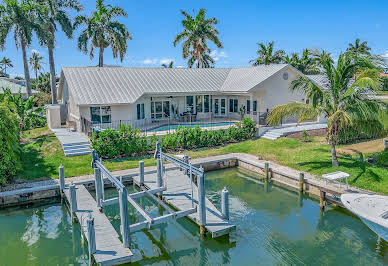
[
  {"left": 306, "top": 74, "right": 330, "bottom": 90},
  {"left": 60, "top": 64, "right": 292, "bottom": 105},
  {"left": 0, "top": 78, "right": 38, "bottom": 94}
]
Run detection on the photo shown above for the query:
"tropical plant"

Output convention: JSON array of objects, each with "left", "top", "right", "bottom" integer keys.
[
  {"left": 266, "top": 52, "right": 387, "bottom": 166},
  {"left": 285, "top": 49, "right": 320, "bottom": 74},
  {"left": 29, "top": 51, "right": 44, "bottom": 79},
  {"left": 173, "top": 8, "right": 222, "bottom": 68},
  {"left": 250, "top": 41, "right": 285, "bottom": 66},
  {"left": 74, "top": 0, "right": 132, "bottom": 67},
  {"left": 0, "top": 56, "right": 12, "bottom": 76},
  {"left": 162, "top": 61, "right": 174, "bottom": 68},
  {"left": 33, "top": 72, "right": 51, "bottom": 93},
  {"left": 187, "top": 49, "right": 214, "bottom": 68},
  {"left": 37, "top": 0, "right": 82, "bottom": 104},
  {"left": 346, "top": 38, "right": 371, "bottom": 59},
  {"left": 0, "top": 0, "right": 47, "bottom": 97}
]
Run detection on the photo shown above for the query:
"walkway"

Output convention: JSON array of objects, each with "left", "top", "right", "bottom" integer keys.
[
  {"left": 51, "top": 128, "right": 91, "bottom": 157},
  {"left": 261, "top": 123, "right": 327, "bottom": 140}
]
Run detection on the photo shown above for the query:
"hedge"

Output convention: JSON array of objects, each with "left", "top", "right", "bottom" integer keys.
[
  {"left": 337, "top": 121, "right": 387, "bottom": 145},
  {"left": 0, "top": 103, "right": 21, "bottom": 185},
  {"left": 90, "top": 118, "right": 257, "bottom": 158}
]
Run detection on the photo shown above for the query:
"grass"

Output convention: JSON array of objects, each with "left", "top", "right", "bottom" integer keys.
[{"left": 19, "top": 127, "right": 388, "bottom": 194}]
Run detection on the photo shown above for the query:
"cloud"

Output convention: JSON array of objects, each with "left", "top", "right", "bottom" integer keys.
[
  {"left": 9, "top": 73, "right": 24, "bottom": 78},
  {"left": 142, "top": 58, "right": 174, "bottom": 66},
  {"left": 31, "top": 49, "right": 40, "bottom": 55},
  {"left": 382, "top": 51, "right": 388, "bottom": 58},
  {"left": 209, "top": 50, "right": 228, "bottom": 61},
  {"left": 160, "top": 58, "right": 173, "bottom": 65}
]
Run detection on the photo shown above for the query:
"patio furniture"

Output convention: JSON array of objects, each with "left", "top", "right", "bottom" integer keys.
[{"left": 322, "top": 171, "right": 349, "bottom": 190}]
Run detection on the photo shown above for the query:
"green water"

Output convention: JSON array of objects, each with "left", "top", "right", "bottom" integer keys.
[{"left": 1, "top": 168, "right": 387, "bottom": 265}]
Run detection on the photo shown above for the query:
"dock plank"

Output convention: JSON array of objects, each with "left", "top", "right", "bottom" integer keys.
[
  {"left": 133, "top": 169, "right": 235, "bottom": 238},
  {"left": 64, "top": 185, "right": 134, "bottom": 265}
]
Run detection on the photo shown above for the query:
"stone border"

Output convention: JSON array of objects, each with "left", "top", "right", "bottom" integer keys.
[{"left": 0, "top": 153, "right": 370, "bottom": 209}]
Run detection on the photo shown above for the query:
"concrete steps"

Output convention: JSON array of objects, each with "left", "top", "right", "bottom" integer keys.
[
  {"left": 63, "top": 142, "right": 91, "bottom": 157},
  {"left": 261, "top": 123, "right": 327, "bottom": 140}
]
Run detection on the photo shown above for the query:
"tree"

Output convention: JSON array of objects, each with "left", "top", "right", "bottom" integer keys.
[
  {"left": 347, "top": 38, "right": 371, "bottom": 59},
  {"left": 250, "top": 41, "right": 285, "bottom": 66},
  {"left": 29, "top": 51, "right": 44, "bottom": 79},
  {"left": 187, "top": 49, "right": 214, "bottom": 68},
  {"left": 37, "top": 0, "right": 82, "bottom": 105},
  {"left": 34, "top": 72, "right": 51, "bottom": 93},
  {"left": 266, "top": 52, "right": 387, "bottom": 166},
  {"left": 162, "top": 61, "right": 174, "bottom": 68},
  {"left": 173, "top": 8, "right": 222, "bottom": 68},
  {"left": 74, "top": 0, "right": 132, "bottom": 67},
  {"left": 0, "top": 0, "right": 47, "bottom": 97},
  {"left": 0, "top": 56, "right": 12, "bottom": 76},
  {"left": 285, "top": 49, "right": 320, "bottom": 74}
]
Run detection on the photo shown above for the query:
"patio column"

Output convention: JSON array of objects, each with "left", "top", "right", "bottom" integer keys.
[{"left": 250, "top": 94, "right": 254, "bottom": 121}]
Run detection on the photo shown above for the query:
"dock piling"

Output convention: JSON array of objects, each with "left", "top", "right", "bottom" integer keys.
[
  {"left": 119, "top": 187, "right": 131, "bottom": 248},
  {"left": 298, "top": 173, "right": 304, "bottom": 192},
  {"left": 156, "top": 157, "right": 163, "bottom": 198},
  {"left": 264, "top": 162, "right": 270, "bottom": 180},
  {"left": 221, "top": 188, "right": 229, "bottom": 220},
  {"left": 94, "top": 167, "right": 103, "bottom": 209},
  {"left": 197, "top": 167, "right": 207, "bottom": 235},
  {"left": 139, "top": 161, "right": 144, "bottom": 186},
  {"left": 87, "top": 216, "right": 96, "bottom": 262},
  {"left": 59, "top": 165, "right": 65, "bottom": 194},
  {"left": 320, "top": 191, "right": 326, "bottom": 210},
  {"left": 69, "top": 183, "right": 77, "bottom": 219}
]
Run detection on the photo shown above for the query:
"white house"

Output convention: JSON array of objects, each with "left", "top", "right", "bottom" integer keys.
[{"left": 57, "top": 64, "right": 319, "bottom": 132}]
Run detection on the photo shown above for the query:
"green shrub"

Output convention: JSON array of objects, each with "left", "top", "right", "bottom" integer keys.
[
  {"left": 0, "top": 103, "right": 21, "bottom": 185},
  {"left": 338, "top": 121, "right": 387, "bottom": 144},
  {"left": 376, "top": 150, "right": 388, "bottom": 167},
  {"left": 91, "top": 118, "right": 257, "bottom": 158}
]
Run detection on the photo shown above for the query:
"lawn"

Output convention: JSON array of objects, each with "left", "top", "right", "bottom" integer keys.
[{"left": 19, "top": 127, "right": 388, "bottom": 194}]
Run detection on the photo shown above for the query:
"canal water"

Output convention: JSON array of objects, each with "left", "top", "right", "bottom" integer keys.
[{"left": 0, "top": 168, "right": 387, "bottom": 265}]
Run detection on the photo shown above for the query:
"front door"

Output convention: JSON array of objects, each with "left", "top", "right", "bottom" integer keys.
[{"left": 214, "top": 98, "right": 226, "bottom": 116}]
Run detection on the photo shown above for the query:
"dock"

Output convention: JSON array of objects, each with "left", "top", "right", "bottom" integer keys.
[
  {"left": 133, "top": 169, "right": 236, "bottom": 238},
  {"left": 63, "top": 185, "right": 134, "bottom": 265}
]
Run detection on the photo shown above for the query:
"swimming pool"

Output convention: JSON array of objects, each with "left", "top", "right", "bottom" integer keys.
[
  {"left": 145, "top": 121, "right": 235, "bottom": 132},
  {"left": 0, "top": 168, "right": 386, "bottom": 265}
]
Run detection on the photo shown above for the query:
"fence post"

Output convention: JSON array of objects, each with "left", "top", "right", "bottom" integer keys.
[
  {"left": 197, "top": 167, "right": 206, "bottom": 236},
  {"left": 119, "top": 187, "right": 130, "bottom": 248},
  {"left": 94, "top": 167, "right": 103, "bottom": 210},
  {"left": 59, "top": 165, "right": 65, "bottom": 194},
  {"left": 221, "top": 187, "right": 229, "bottom": 220},
  {"left": 69, "top": 183, "right": 77, "bottom": 220},
  {"left": 298, "top": 173, "right": 305, "bottom": 192},
  {"left": 139, "top": 161, "right": 144, "bottom": 186},
  {"left": 87, "top": 216, "right": 96, "bottom": 263}
]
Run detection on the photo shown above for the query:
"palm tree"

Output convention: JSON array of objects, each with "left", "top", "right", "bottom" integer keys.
[
  {"left": 0, "top": 0, "right": 47, "bottom": 97},
  {"left": 74, "top": 0, "right": 132, "bottom": 67},
  {"left": 250, "top": 41, "right": 285, "bottom": 66},
  {"left": 285, "top": 49, "right": 320, "bottom": 74},
  {"left": 37, "top": 0, "right": 82, "bottom": 104},
  {"left": 266, "top": 52, "right": 387, "bottom": 166},
  {"left": 29, "top": 51, "right": 44, "bottom": 79},
  {"left": 0, "top": 57, "right": 13, "bottom": 75},
  {"left": 347, "top": 38, "right": 371, "bottom": 59},
  {"left": 173, "top": 8, "right": 222, "bottom": 68},
  {"left": 188, "top": 49, "right": 214, "bottom": 68},
  {"left": 162, "top": 61, "right": 174, "bottom": 68}
]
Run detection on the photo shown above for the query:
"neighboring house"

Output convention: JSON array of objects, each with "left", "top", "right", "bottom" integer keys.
[
  {"left": 58, "top": 64, "right": 320, "bottom": 132},
  {"left": 0, "top": 78, "right": 38, "bottom": 98}
]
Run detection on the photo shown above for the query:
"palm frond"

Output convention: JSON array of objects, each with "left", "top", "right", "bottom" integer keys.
[{"left": 266, "top": 102, "right": 320, "bottom": 126}]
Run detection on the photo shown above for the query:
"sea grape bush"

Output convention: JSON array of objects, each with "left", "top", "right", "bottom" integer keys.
[{"left": 90, "top": 118, "right": 257, "bottom": 158}]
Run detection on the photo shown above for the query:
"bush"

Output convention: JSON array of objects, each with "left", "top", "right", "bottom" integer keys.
[
  {"left": 0, "top": 103, "right": 21, "bottom": 185},
  {"left": 338, "top": 121, "right": 387, "bottom": 144},
  {"left": 91, "top": 118, "right": 257, "bottom": 158},
  {"left": 376, "top": 150, "right": 388, "bottom": 167}
]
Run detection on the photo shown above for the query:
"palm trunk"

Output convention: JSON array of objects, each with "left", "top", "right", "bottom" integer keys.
[
  {"left": 21, "top": 41, "right": 32, "bottom": 97},
  {"left": 48, "top": 46, "right": 57, "bottom": 104},
  {"left": 331, "top": 141, "right": 339, "bottom": 167},
  {"left": 99, "top": 47, "right": 104, "bottom": 67}
]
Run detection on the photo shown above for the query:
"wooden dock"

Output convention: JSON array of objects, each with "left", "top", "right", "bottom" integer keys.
[
  {"left": 133, "top": 169, "right": 236, "bottom": 238},
  {"left": 64, "top": 185, "right": 134, "bottom": 265}
]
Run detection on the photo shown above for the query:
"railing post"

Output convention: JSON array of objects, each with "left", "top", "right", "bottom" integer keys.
[
  {"left": 69, "top": 183, "right": 77, "bottom": 220},
  {"left": 298, "top": 173, "right": 305, "bottom": 192},
  {"left": 156, "top": 157, "right": 163, "bottom": 198},
  {"left": 87, "top": 216, "right": 96, "bottom": 263},
  {"left": 94, "top": 167, "right": 103, "bottom": 210},
  {"left": 197, "top": 167, "right": 206, "bottom": 236},
  {"left": 59, "top": 165, "right": 65, "bottom": 194},
  {"left": 221, "top": 187, "right": 229, "bottom": 220},
  {"left": 139, "top": 161, "right": 144, "bottom": 186},
  {"left": 119, "top": 187, "right": 130, "bottom": 248}
]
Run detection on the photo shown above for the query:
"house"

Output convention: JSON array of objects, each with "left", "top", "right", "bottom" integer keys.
[
  {"left": 0, "top": 78, "right": 38, "bottom": 98},
  {"left": 57, "top": 64, "right": 318, "bottom": 132}
]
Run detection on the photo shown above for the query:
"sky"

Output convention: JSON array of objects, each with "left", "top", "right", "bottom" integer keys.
[{"left": 3, "top": 0, "right": 388, "bottom": 77}]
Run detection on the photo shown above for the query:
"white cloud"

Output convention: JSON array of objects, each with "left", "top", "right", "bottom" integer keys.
[
  {"left": 142, "top": 58, "right": 158, "bottom": 65},
  {"left": 382, "top": 51, "right": 388, "bottom": 58},
  {"left": 209, "top": 50, "right": 228, "bottom": 61},
  {"left": 9, "top": 73, "right": 24, "bottom": 78},
  {"left": 31, "top": 49, "right": 40, "bottom": 55},
  {"left": 142, "top": 58, "right": 174, "bottom": 66}
]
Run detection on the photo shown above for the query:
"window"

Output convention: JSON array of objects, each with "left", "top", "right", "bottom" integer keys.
[
  {"left": 151, "top": 101, "right": 170, "bottom": 118},
  {"left": 196, "top": 95, "right": 203, "bottom": 112},
  {"left": 204, "top": 95, "right": 210, "bottom": 113},
  {"left": 137, "top": 103, "right": 145, "bottom": 120},
  {"left": 247, "top": 100, "right": 251, "bottom": 114},
  {"left": 253, "top": 100, "right": 257, "bottom": 112},
  {"left": 186, "top": 96, "right": 194, "bottom": 112},
  {"left": 90, "top": 106, "right": 111, "bottom": 124},
  {"left": 229, "top": 99, "right": 238, "bottom": 113}
]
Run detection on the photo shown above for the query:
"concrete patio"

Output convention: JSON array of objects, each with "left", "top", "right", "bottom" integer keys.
[{"left": 51, "top": 128, "right": 91, "bottom": 157}]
